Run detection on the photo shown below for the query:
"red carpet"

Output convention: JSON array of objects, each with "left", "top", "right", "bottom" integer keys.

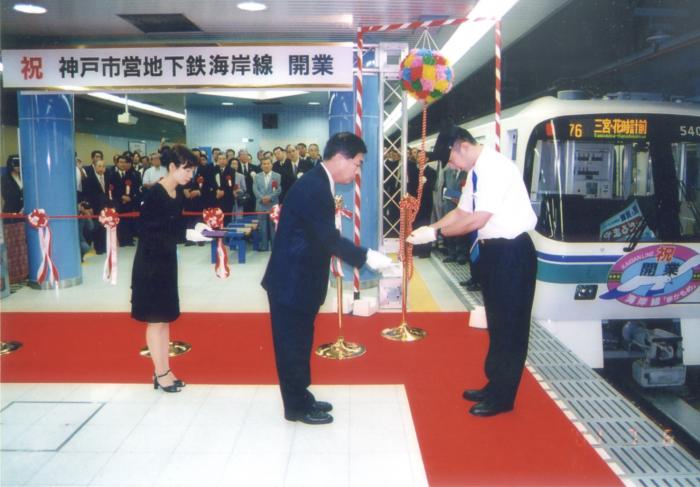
[{"left": 1, "top": 312, "right": 621, "bottom": 487}]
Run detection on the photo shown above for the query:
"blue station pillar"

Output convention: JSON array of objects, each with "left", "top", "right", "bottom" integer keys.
[
  {"left": 18, "top": 93, "right": 82, "bottom": 289},
  {"left": 329, "top": 50, "right": 380, "bottom": 289}
]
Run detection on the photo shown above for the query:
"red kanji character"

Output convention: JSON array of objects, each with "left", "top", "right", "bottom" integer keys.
[{"left": 21, "top": 56, "right": 43, "bottom": 80}]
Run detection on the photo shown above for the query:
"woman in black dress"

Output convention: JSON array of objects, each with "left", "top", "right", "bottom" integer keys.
[{"left": 132, "top": 145, "right": 197, "bottom": 392}]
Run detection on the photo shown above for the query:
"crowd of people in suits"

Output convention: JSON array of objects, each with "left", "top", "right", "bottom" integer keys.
[
  {"left": 74, "top": 141, "right": 324, "bottom": 257},
  {"left": 383, "top": 145, "right": 480, "bottom": 291}
]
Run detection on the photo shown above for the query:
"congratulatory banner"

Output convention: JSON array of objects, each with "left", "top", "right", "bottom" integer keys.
[{"left": 2, "top": 44, "right": 353, "bottom": 90}]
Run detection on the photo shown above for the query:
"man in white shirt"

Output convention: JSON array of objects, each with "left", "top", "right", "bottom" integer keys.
[
  {"left": 408, "top": 125, "right": 538, "bottom": 417},
  {"left": 142, "top": 152, "right": 168, "bottom": 190}
]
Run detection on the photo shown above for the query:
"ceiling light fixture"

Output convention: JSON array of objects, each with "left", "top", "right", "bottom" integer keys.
[
  {"left": 237, "top": 2, "right": 267, "bottom": 12},
  {"left": 13, "top": 3, "right": 47, "bottom": 14},
  {"left": 222, "top": 102, "right": 234, "bottom": 106},
  {"left": 199, "top": 90, "right": 308, "bottom": 101},
  {"left": 383, "top": 0, "right": 520, "bottom": 134},
  {"left": 308, "top": 101, "right": 321, "bottom": 105},
  {"left": 87, "top": 92, "right": 186, "bottom": 121}
]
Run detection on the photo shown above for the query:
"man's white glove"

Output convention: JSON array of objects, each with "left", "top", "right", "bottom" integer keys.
[
  {"left": 406, "top": 226, "right": 437, "bottom": 245},
  {"left": 365, "top": 249, "right": 393, "bottom": 271},
  {"left": 186, "top": 222, "right": 213, "bottom": 242}
]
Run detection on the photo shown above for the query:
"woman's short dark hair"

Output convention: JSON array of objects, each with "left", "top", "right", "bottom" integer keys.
[
  {"left": 323, "top": 132, "right": 367, "bottom": 161},
  {"left": 161, "top": 144, "right": 198, "bottom": 169}
]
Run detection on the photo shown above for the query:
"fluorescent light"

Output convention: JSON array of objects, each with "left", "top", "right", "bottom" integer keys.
[
  {"left": 87, "top": 92, "right": 186, "bottom": 121},
  {"left": 237, "top": 2, "right": 267, "bottom": 11},
  {"left": 222, "top": 102, "right": 234, "bottom": 106},
  {"left": 308, "top": 101, "right": 321, "bottom": 106},
  {"left": 199, "top": 90, "right": 308, "bottom": 101},
  {"left": 383, "top": 0, "right": 520, "bottom": 134},
  {"left": 13, "top": 3, "right": 46, "bottom": 14}
]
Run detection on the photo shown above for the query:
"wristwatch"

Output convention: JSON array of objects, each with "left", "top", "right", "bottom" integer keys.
[{"left": 435, "top": 227, "right": 443, "bottom": 239}]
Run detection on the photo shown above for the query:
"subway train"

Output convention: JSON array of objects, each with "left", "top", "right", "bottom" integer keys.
[{"left": 421, "top": 93, "right": 700, "bottom": 382}]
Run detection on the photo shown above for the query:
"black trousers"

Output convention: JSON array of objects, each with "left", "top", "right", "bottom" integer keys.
[
  {"left": 268, "top": 296, "right": 319, "bottom": 417},
  {"left": 479, "top": 232, "right": 537, "bottom": 407}
]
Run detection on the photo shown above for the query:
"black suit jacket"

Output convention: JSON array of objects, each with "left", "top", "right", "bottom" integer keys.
[
  {"left": 239, "top": 162, "right": 260, "bottom": 212},
  {"left": 262, "top": 165, "right": 367, "bottom": 312},
  {"left": 82, "top": 171, "right": 109, "bottom": 211},
  {"left": 1, "top": 171, "right": 23, "bottom": 214},
  {"left": 109, "top": 169, "right": 142, "bottom": 212}
]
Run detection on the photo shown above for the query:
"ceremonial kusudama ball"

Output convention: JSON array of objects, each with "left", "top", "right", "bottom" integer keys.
[{"left": 400, "top": 48, "right": 454, "bottom": 104}]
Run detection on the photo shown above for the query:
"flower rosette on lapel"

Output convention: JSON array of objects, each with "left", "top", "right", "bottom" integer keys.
[
  {"left": 197, "top": 175, "right": 204, "bottom": 190},
  {"left": 124, "top": 178, "right": 132, "bottom": 196},
  {"left": 27, "top": 208, "right": 59, "bottom": 286},
  {"left": 269, "top": 204, "right": 281, "bottom": 231},
  {"left": 226, "top": 174, "right": 233, "bottom": 188},
  {"left": 271, "top": 179, "right": 278, "bottom": 190},
  {"left": 99, "top": 208, "right": 120, "bottom": 285},
  {"left": 331, "top": 195, "right": 352, "bottom": 277},
  {"left": 108, "top": 183, "right": 114, "bottom": 201},
  {"left": 202, "top": 207, "right": 229, "bottom": 279}
]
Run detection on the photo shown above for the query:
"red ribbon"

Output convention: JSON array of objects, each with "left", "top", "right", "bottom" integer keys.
[
  {"left": 270, "top": 204, "right": 282, "bottom": 231},
  {"left": 99, "top": 208, "right": 120, "bottom": 285},
  {"left": 226, "top": 175, "right": 233, "bottom": 187},
  {"left": 271, "top": 180, "right": 278, "bottom": 189},
  {"left": 197, "top": 175, "right": 204, "bottom": 189},
  {"left": 331, "top": 204, "right": 353, "bottom": 277},
  {"left": 27, "top": 208, "right": 59, "bottom": 286},
  {"left": 202, "top": 207, "right": 229, "bottom": 279}
]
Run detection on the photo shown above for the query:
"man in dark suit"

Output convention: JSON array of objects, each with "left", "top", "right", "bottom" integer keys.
[
  {"left": 183, "top": 153, "right": 215, "bottom": 245},
  {"left": 82, "top": 159, "right": 110, "bottom": 254},
  {"left": 109, "top": 154, "right": 142, "bottom": 246},
  {"left": 238, "top": 150, "right": 259, "bottom": 214},
  {"left": 278, "top": 144, "right": 314, "bottom": 203},
  {"left": 261, "top": 132, "right": 392, "bottom": 425}
]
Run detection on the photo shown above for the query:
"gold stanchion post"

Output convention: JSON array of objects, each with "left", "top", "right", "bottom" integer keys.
[
  {"left": 316, "top": 275, "right": 366, "bottom": 360},
  {"left": 0, "top": 341, "right": 23, "bottom": 355},
  {"left": 381, "top": 236, "right": 427, "bottom": 342},
  {"left": 139, "top": 341, "right": 191, "bottom": 358}
]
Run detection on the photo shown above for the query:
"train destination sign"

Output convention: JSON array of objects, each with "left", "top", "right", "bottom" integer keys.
[
  {"left": 545, "top": 114, "right": 700, "bottom": 142},
  {"left": 1, "top": 44, "right": 353, "bottom": 90}
]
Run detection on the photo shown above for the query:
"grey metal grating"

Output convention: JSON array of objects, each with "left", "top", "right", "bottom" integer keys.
[{"left": 436, "top": 259, "right": 700, "bottom": 486}]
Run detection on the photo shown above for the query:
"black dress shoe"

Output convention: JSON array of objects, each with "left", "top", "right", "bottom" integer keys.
[
  {"left": 469, "top": 401, "right": 513, "bottom": 417},
  {"left": 285, "top": 409, "right": 334, "bottom": 425},
  {"left": 442, "top": 256, "right": 457, "bottom": 263},
  {"left": 459, "top": 280, "right": 470, "bottom": 287},
  {"left": 464, "top": 279, "right": 481, "bottom": 292},
  {"left": 313, "top": 401, "right": 333, "bottom": 413},
  {"left": 457, "top": 257, "right": 468, "bottom": 265},
  {"left": 462, "top": 389, "right": 487, "bottom": 402}
]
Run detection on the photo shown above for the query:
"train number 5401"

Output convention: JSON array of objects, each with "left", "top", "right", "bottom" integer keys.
[{"left": 680, "top": 125, "right": 700, "bottom": 137}]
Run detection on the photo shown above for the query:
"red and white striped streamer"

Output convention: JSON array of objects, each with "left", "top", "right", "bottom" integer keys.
[
  {"left": 353, "top": 27, "right": 364, "bottom": 299},
  {"left": 494, "top": 19, "right": 502, "bottom": 153},
  {"left": 99, "top": 208, "right": 120, "bottom": 285},
  {"left": 27, "top": 209, "right": 59, "bottom": 286},
  {"left": 331, "top": 203, "right": 353, "bottom": 277},
  {"left": 359, "top": 16, "right": 495, "bottom": 34},
  {"left": 202, "top": 207, "right": 230, "bottom": 279},
  {"left": 270, "top": 204, "right": 281, "bottom": 231}
]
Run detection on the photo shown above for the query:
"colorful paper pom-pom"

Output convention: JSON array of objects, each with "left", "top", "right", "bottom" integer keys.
[{"left": 399, "top": 48, "right": 454, "bottom": 104}]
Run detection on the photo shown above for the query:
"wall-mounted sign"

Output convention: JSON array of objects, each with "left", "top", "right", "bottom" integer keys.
[{"left": 1, "top": 44, "right": 353, "bottom": 90}]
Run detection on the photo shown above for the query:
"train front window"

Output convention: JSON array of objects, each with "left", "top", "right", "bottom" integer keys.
[{"left": 529, "top": 115, "right": 700, "bottom": 243}]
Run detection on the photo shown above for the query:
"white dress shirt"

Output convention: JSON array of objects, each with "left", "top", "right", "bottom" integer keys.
[{"left": 458, "top": 147, "right": 537, "bottom": 240}]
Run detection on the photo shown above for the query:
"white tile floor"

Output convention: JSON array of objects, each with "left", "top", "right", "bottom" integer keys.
[{"left": 0, "top": 384, "right": 429, "bottom": 487}]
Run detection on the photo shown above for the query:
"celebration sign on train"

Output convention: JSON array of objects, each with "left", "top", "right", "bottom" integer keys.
[{"left": 600, "top": 245, "right": 700, "bottom": 307}]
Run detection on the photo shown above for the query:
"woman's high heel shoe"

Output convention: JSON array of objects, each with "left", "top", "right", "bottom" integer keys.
[
  {"left": 153, "top": 370, "right": 181, "bottom": 393},
  {"left": 155, "top": 368, "right": 186, "bottom": 388}
]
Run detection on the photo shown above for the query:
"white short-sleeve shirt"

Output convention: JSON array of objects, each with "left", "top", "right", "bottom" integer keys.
[
  {"left": 142, "top": 166, "right": 168, "bottom": 186},
  {"left": 457, "top": 147, "right": 537, "bottom": 240}
]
